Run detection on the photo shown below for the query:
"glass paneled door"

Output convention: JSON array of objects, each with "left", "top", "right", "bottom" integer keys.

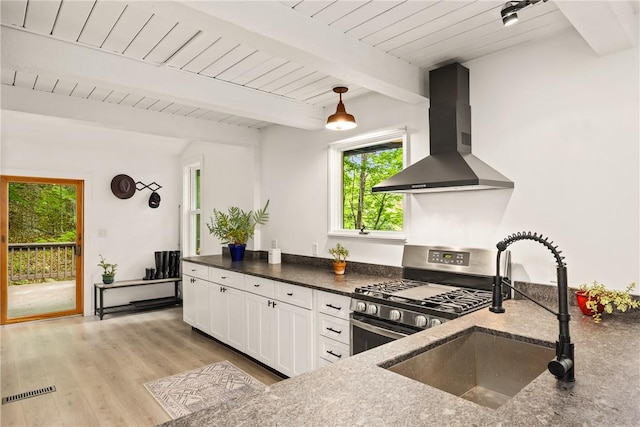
[{"left": 1, "top": 176, "right": 84, "bottom": 324}]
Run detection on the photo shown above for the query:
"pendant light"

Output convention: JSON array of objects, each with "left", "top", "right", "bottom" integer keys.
[{"left": 326, "top": 87, "right": 356, "bottom": 131}]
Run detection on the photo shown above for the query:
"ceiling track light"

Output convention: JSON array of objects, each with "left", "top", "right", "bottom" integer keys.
[
  {"left": 500, "top": 0, "right": 547, "bottom": 27},
  {"left": 326, "top": 86, "right": 357, "bottom": 131}
]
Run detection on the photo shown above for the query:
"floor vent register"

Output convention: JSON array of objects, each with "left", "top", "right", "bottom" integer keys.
[{"left": 2, "top": 385, "right": 57, "bottom": 404}]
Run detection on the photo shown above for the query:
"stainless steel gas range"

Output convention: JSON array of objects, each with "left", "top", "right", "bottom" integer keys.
[{"left": 350, "top": 245, "right": 511, "bottom": 355}]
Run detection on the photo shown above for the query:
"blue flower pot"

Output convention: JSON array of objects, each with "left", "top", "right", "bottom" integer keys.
[{"left": 228, "top": 244, "right": 246, "bottom": 261}]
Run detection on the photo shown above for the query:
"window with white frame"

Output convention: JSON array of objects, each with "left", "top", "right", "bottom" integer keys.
[
  {"left": 328, "top": 129, "right": 406, "bottom": 239},
  {"left": 183, "top": 161, "right": 202, "bottom": 256}
]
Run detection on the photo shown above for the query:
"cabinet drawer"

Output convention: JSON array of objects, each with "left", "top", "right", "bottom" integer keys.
[
  {"left": 317, "top": 313, "right": 350, "bottom": 345},
  {"left": 275, "top": 282, "right": 313, "bottom": 309},
  {"left": 314, "top": 290, "right": 351, "bottom": 320},
  {"left": 182, "top": 262, "right": 209, "bottom": 280},
  {"left": 318, "top": 335, "right": 350, "bottom": 363},
  {"left": 209, "top": 267, "right": 244, "bottom": 291},
  {"left": 317, "top": 357, "right": 333, "bottom": 368},
  {"left": 244, "top": 275, "right": 275, "bottom": 298}
]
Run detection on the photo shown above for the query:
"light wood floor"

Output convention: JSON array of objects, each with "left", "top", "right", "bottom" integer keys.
[{"left": 0, "top": 307, "right": 283, "bottom": 426}]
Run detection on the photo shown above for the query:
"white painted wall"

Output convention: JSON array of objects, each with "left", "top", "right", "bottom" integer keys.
[
  {"left": 260, "top": 30, "right": 639, "bottom": 292},
  {"left": 180, "top": 141, "right": 258, "bottom": 256},
  {"left": 1, "top": 111, "right": 186, "bottom": 312}
]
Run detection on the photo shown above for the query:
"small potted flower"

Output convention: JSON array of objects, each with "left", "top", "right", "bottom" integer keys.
[
  {"left": 576, "top": 281, "right": 639, "bottom": 323},
  {"left": 98, "top": 254, "right": 117, "bottom": 284},
  {"left": 328, "top": 242, "right": 349, "bottom": 275}
]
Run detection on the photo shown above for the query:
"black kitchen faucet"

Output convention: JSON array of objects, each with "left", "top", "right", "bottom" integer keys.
[{"left": 490, "top": 231, "right": 575, "bottom": 383}]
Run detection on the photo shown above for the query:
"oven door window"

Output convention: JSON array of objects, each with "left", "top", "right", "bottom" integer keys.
[{"left": 351, "top": 314, "right": 416, "bottom": 355}]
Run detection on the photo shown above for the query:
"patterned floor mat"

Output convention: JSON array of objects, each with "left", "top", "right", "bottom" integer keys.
[{"left": 144, "top": 360, "right": 265, "bottom": 419}]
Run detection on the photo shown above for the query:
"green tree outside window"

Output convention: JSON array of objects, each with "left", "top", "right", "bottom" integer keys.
[{"left": 342, "top": 140, "right": 403, "bottom": 231}]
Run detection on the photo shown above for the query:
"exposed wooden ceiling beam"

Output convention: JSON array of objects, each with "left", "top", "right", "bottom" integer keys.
[
  {"left": 1, "top": 25, "right": 326, "bottom": 130},
  {"left": 1, "top": 84, "right": 260, "bottom": 144},
  {"left": 138, "top": 0, "right": 428, "bottom": 104},
  {"left": 555, "top": 0, "right": 637, "bottom": 56}
]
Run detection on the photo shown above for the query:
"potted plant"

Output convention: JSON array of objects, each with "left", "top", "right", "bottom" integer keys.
[
  {"left": 328, "top": 242, "right": 349, "bottom": 275},
  {"left": 98, "top": 254, "right": 117, "bottom": 284},
  {"left": 576, "top": 281, "right": 639, "bottom": 323},
  {"left": 206, "top": 200, "right": 270, "bottom": 261}
]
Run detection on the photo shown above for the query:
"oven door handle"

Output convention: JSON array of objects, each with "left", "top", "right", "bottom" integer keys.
[{"left": 350, "top": 317, "right": 409, "bottom": 340}]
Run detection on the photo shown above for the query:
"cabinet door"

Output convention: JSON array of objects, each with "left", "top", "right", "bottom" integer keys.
[
  {"left": 209, "top": 284, "right": 227, "bottom": 342},
  {"left": 275, "top": 301, "right": 314, "bottom": 378},
  {"left": 182, "top": 275, "right": 197, "bottom": 326},
  {"left": 193, "top": 278, "right": 210, "bottom": 333},
  {"left": 245, "top": 293, "right": 275, "bottom": 367},
  {"left": 226, "top": 286, "right": 245, "bottom": 351}
]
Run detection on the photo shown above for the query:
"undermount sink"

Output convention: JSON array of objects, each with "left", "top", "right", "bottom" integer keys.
[{"left": 385, "top": 329, "right": 555, "bottom": 410}]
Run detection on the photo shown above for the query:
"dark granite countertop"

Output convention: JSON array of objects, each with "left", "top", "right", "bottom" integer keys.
[
  {"left": 173, "top": 257, "right": 640, "bottom": 426},
  {"left": 163, "top": 300, "right": 640, "bottom": 426},
  {"left": 182, "top": 255, "right": 392, "bottom": 296}
]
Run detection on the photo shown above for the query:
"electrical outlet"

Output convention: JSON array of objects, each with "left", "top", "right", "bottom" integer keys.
[
  {"left": 98, "top": 228, "right": 108, "bottom": 237},
  {"left": 312, "top": 243, "right": 318, "bottom": 256},
  {"left": 272, "top": 239, "right": 278, "bottom": 249}
]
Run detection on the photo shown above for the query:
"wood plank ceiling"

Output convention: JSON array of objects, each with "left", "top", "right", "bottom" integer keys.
[{"left": 1, "top": 1, "right": 637, "bottom": 132}]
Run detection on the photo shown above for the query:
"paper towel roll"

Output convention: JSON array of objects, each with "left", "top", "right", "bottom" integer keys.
[{"left": 268, "top": 248, "right": 281, "bottom": 264}]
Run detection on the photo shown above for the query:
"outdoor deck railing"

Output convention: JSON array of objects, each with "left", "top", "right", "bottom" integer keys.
[{"left": 7, "top": 242, "right": 76, "bottom": 283}]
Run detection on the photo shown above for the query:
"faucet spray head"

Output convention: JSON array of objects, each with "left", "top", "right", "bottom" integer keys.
[{"left": 490, "top": 275, "right": 506, "bottom": 313}]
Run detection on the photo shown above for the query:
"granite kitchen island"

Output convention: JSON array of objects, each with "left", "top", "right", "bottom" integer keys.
[{"left": 170, "top": 257, "right": 640, "bottom": 426}]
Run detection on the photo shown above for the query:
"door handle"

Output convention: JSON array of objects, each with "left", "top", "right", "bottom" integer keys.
[{"left": 75, "top": 244, "right": 82, "bottom": 256}]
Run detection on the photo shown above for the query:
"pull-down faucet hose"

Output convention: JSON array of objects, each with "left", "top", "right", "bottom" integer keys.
[{"left": 491, "top": 231, "right": 575, "bottom": 383}]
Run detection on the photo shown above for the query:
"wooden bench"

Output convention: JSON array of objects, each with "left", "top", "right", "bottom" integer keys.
[{"left": 93, "top": 277, "right": 182, "bottom": 320}]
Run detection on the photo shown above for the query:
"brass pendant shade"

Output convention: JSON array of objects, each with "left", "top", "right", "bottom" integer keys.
[{"left": 326, "top": 87, "right": 356, "bottom": 131}]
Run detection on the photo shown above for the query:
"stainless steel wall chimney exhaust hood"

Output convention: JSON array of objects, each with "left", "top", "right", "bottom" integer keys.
[{"left": 372, "top": 63, "right": 514, "bottom": 194}]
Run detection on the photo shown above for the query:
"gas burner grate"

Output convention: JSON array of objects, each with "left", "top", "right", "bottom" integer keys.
[
  {"left": 355, "top": 280, "right": 425, "bottom": 294},
  {"left": 423, "top": 289, "right": 493, "bottom": 314}
]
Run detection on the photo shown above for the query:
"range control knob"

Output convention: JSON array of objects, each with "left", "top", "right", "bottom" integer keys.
[
  {"left": 355, "top": 301, "right": 366, "bottom": 312},
  {"left": 415, "top": 315, "right": 428, "bottom": 328},
  {"left": 389, "top": 309, "right": 401, "bottom": 321},
  {"left": 366, "top": 304, "right": 378, "bottom": 315},
  {"left": 430, "top": 318, "right": 443, "bottom": 328}
]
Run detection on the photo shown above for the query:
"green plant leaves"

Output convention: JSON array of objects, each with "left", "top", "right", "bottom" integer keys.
[{"left": 206, "top": 200, "right": 269, "bottom": 245}]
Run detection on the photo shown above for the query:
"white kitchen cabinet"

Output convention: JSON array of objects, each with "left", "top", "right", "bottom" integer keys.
[
  {"left": 192, "top": 277, "right": 210, "bottom": 333},
  {"left": 182, "top": 261, "right": 210, "bottom": 330},
  {"left": 209, "top": 268, "right": 246, "bottom": 351},
  {"left": 208, "top": 283, "right": 226, "bottom": 341},
  {"left": 245, "top": 280, "right": 314, "bottom": 377},
  {"left": 317, "top": 334, "right": 350, "bottom": 363},
  {"left": 182, "top": 273, "right": 196, "bottom": 325},
  {"left": 274, "top": 298, "right": 314, "bottom": 377},
  {"left": 245, "top": 292, "right": 276, "bottom": 367},
  {"left": 314, "top": 290, "right": 351, "bottom": 366},
  {"left": 317, "top": 312, "right": 350, "bottom": 345},
  {"left": 315, "top": 290, "right": 351, "bottom": 320}
]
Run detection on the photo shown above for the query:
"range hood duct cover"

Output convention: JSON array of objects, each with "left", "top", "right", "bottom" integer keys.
[{"left": 372, "top": 63, "right": 514, "bottom": 193}]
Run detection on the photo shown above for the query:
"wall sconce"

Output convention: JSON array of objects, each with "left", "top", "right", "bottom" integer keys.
[
  {"left": 326, "top": 86, "right": 357, "bottom": 131},
  {"left": 501, "top": 0, "right": 547, "bottom": 27}
]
